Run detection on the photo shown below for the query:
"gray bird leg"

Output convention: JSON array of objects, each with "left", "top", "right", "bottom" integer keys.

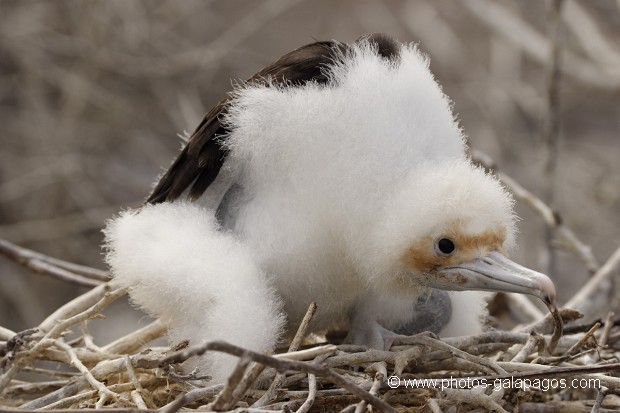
[
  {"left": 346, "top": 315, "right": 403, "bottom": 350},
  {"left": 345, "top": 289, "right": 453, "bottom": 350}
]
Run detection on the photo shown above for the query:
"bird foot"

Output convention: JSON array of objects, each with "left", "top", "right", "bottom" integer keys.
[{"left": 346, "top": 320, "right": 408, "bottom": 351}]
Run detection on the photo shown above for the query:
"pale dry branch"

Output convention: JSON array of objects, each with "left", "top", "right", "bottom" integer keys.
[
  {"left": 519, "top": 307, "right": 584, "bottom": 335},
  {"left": 472, "top": 149, "right": 600, "bottom": 276},
  {"left": 563, "top": 1, "right": 620, "bottom": 73},
  {"left": 542, "top": 0, "right": 564, "bottom": 279},
  {"left": 562, "top": 322, "right": 600, "bottom": 359},
  {"left": 427, "top": 398, "right": 444, "bottom": 413},
  {"left": 38, "top": 281, "right": 123, "bottom": 333},
  {"left": 441, "top": 387, "right": 509, "bottom": 413},
  {"left": 130, "top": 390, "right": 148, "bottom": 410},
  {"left": 600, "top": 312, "right": 615, "bottom": 347},
  {"left": 0, "top": 238, "right": 108, "bottom": 281},
  {"left": 0, "top": 364, "right": 20, "bottom": 396},
  {"left": 123, "top": 355, "right": 147, "bottom": 409},
  {"left": 505, "top": 293, "right": 546, "bottom": 323},
  {"left": 496, "top": 361, "right": 620, "bottom": 390},
  {"left": 154, "top": 341, "right": 398, "bottom": 413},
  {"left": 591, "top": 387, "right": 608, "bottom": 413},
  {"left": 0, "top": 239, "right": 104, "bottom": 287},
  {"left": 31, "top": 287, "right": 127, "bottom": 354},
  {"left": 209, "top": 352, "right": 252, "bottom": 411},
  {"left": 565, "top": 246, "right": 620, "bottom": 316},
  {"left": 295, "top": 373, "right": 316, "bottom": 413},
  {"left": 102, "top": 319, "right": 166, "bottom": 355},
  {"left": 462, "top": 0, "right": 620, "bottom": 89},
  {"left": 254, "top": 302, "right": 317, "bottom": 407},
  {"left": 511, "top": 333, "right": 543, "bottom": 363},
  {"left": 0, "top": 326, "right": 16, "bottom": 342},
  {"left": 353, "top": 362, "right": 385, "bottom": 413},
  {"left": 52, "top": 339, "right": 126, "bottom": 407}
]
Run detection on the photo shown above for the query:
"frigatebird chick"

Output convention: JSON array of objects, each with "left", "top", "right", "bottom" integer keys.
[{"left": 104, "top": 34, "right": 557, "bottom": 382}]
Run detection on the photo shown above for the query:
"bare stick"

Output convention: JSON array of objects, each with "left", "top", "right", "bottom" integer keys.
[
  {"left": 563, "top": 1, "right": 620, "bottom": 72},
  {"left": 427, "top": 398, "right": 444, "bottom": 413},
  {"left": 0, "top": 325, "right": 16, "bottom": 341},
  {"left": 511, "top": 334, "right": 543, "bottom": 363},
  {"left": 31, "top": 287, "right": 127, "bottom": 354},
  {"left": 563, "top": 323, "right": 600, "bottom": 358},
  {"left": 541, "top": 0, "right": 564, "bottom": 279},
  {"left": 102, "top": 319, "right": 167, "bottom": 354},
  {"left": 276, "top": 345, "right": 337, "bottom": 361},
  {"left": 565, "top": 246, "right": 620, "bottom": 315},
  {"left": 229, "top": 363, "right": 267, "bottom": 405},
  {"left": 394, "top": 334, "right": 506, "bottom": 375},
  {"left": 254, "top": 302, "right": 318, "bottom": 407},
  {"left": 600, "top": 312, "right": 615, "bottom": 347},
  {"left": 209, "top": 352, "right": 252, "bottom": 411},
  {"left": 289, "top": 302, "right": 318, "bottom": 351},
  {"left": 124, "top": 355, "right": 147, "bottom": 409},
  {"left": 39, "top": 379, "right": 165, "bottom": 410},
  {"left": 155, "top": 341, "right": 398, "bottom": 413},
  {"left": 158, "top": 384, "right": 223, "bottom": 413},
  {"left": 131, "top": 390, "right": 148, "bottom": 410},
  {"left": 354, "top": 362, "right": 386, "bottom": 413},
  {"left": 52, "top": 339, "right": 124, "bottom": 406},
  {"left": 441, "top": 387, "right": 509, "bottom": 413},
  {"left": 0, "top": 364, "right": 20, "bottom": 396},
  {"left": 462, "top": 0, "right": 620, "bottom": 89},
  {"left": 0, "top": 238, "right": 109, "bottom": 281},
  {"left": 296, "top": 373, "right": 317, "bottom": 413},
  {"left": 518, "top": 307, "right": 583, "bottom": 335},
  {"left": 495, "top": 361, "right": 620, "bottom": 389},
  {"left": 591, "top": 387, "right": 608, "bottom": 413},
  {"left": 505, "top": 293, "right": 545, "bottom": 322},
  {"left": 3, "top": 380, "right": 65, "bottom": 398},
  {"left": 38, "top": 281, "right": 122, "bottom": 333},
  {"left": 0, "top": 238, "right": 102, "bottom": 287}
]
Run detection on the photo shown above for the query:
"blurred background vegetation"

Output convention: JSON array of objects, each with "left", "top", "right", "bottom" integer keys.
[{"left": 1, "top": 0, "right": 619, "bottom": 340}]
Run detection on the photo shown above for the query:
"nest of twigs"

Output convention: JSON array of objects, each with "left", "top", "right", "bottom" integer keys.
[{"left": 1, "top": 238, "right": 620, "bottom": 413}]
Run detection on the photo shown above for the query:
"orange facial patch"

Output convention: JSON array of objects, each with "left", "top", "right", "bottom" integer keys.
[{"left": 402, "top": 226, "right": 506, "bottom": 271}]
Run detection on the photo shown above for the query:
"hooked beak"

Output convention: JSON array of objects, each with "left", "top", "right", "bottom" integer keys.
[{"left": 433, "top": 251, "right": 557, "bottom": 306}]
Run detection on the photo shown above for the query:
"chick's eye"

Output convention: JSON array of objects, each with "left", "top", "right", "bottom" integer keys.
[{"left": 436, "top": 238, "right": 456, "bottom": 255}]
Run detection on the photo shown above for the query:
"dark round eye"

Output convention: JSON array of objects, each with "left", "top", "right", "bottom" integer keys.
[{"left": 437, "top": 238, "right": 456, "bottom": 255}]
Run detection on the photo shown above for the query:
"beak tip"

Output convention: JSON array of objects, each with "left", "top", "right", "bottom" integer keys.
[
  {"left": 534, "top": 272, "right": 557, "bottom": 306},
  {"left": 543, "top": 293, "right": 556, "bottom": 306}
]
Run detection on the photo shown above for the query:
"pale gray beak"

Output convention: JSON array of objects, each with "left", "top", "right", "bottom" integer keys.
[{"left": 433, "top": 251, "right": 557, "bottom": 305}]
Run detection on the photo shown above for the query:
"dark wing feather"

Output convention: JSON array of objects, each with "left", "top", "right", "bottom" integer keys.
[{"left": 146, "top": 34, "right": 399, "bottom": 204}]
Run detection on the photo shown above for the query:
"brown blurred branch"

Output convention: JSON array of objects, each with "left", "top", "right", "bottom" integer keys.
[
  {"left": 563, "top": 1, "right": 620, "bottom": 74},
  {"left": 0, "top": 239, "right": 106, "bottom": 287},
  {"left": 462, "top": 0, "right": 620, "bottom": 90},
  {"left": 565, "top": 245, "right": 620, "bottom": 315},
  {"left": 0, "top": 206, "right": 117, "bottom": 243},
  {"left": 0, "top": 238, "right": 108, "bottom": 281},
  {"left": 542, "top": 0, "right": 564, "bottom": 279}
]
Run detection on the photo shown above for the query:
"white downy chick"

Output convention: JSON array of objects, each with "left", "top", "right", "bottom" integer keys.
[{"left": 105, "top": 34, "right": 557, "bottom": 380}]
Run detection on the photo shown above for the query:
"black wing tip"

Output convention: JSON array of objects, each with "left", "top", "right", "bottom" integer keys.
[
  {"left": 147, "top": 34, "right": 401, "bottom": 204},
  {"left": 356, "top": 33, "right": 401, "bottom": 62}
]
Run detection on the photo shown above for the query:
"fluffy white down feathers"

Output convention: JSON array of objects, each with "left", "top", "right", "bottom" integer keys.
[
  {"left": 104, "top": 203, "right": 285, "bottom": 383},
  {"left": 105, "top": 39, "right": 519, "bottom": 381}
]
